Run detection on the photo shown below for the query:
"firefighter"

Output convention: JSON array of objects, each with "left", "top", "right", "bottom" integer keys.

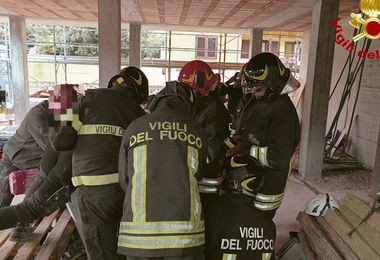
[
  {"left": 0, "top": 100, "right": 51, "bottom": 207},
  {"left": 205, "top": 53, "right": 301, "bottom": 260},
  {"left": 117, "top": 81, "right": 207, "bottom": 260},
  {"left": 234, "top": 52, "right": 300, "bottom": 219},
  {"left": 178, "top": 60, "right": 230, "bottom": 192},
  {"left": 53, "top": 67, "right": 148, "bottom": 260}
]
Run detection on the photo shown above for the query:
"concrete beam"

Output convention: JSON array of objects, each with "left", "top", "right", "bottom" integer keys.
[
  {"left": 122, "top": 0, "right": 143, "bottom": 23},
  {"left": 98, "top": 0, "right": 121, "bottom": 88},
  {"left": 9, "top": 15, "right": 29, "bottom": 124},
  {"left": 256, "top": 0, "right": 314, "bottom": 29},
  {"left": 299, "top": 0, "right": 339, "bottom": 180},
  {"left": 249, "top": 28, "right": 263, "bottom": 58},
  {"left": 129, "top": 23, "right": 141, "bottom": 68}
]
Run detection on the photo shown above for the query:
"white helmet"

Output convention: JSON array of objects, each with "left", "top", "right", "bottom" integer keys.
[{"left": 305, "top": 194, "right": 340, "bottom": 217}]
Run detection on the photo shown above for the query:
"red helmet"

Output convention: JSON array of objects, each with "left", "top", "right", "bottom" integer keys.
[{"left": 178, "top": 60, "right": 218, "bottom": 96}]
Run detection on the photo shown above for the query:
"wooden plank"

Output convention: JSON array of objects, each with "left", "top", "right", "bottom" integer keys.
[
  {"left": 298, "top": 230, "right": 317, "bottom": 260},
  {"left": 51, "top": 221, "right": 75, "bottom": 260},
  {"left": 369, "top": 190, "right": 378, "bottom": 199},
  {"left": 0, "top": 228, "right": 11, "bottom": 247},
  {"left": 342, "top": 193, "right": 380, "bottom": 233},
  {"left": 314, "top": 216, "right": 359, "bottom": 260},
  {"left": 340, "top": 204, "right": 380, "bottom": 256},
  {"left": 36, "top": 210, "right": 74, "bottom": 260},
  {"left": 0, "top": 239, "right": 18, "bottom": 259},
  {"left": 297, "top": 212, "right": 343, "bottom": 260},
  {"left": 12, "top": 210, "right": 60, "bottom": 260},
  {"left": 324, "top": 209, "right": 380, "bottom": 260}
]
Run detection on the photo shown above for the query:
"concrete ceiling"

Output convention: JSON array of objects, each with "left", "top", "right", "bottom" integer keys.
[{"left": 0, "top": 0, "right": 359, "bottom": 32}]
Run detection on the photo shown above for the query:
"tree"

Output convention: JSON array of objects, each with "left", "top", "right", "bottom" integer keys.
[
  {"left": 141, "top": 30, "right": 164, "bottom": 59},
  {"left": 26, "top": 25, "right": 165, "bottom": 59}
]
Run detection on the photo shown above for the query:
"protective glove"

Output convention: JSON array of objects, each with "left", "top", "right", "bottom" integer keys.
[
  {"left": 225, "top": 72, "right": 238, "bottom": 85},
  {"left": 224, "top": 154, "right": 262, "bottom": 174},
  {"left": 224, "top": 135, "right": 242, "bottom": 156}
]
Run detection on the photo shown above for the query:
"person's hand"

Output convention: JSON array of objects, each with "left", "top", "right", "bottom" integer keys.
[
  {"left": 225, "top": 73, "right": 238, "bottom": 85},
  {"left": 224, "top": 135, "right": 242, "bottom": 156}
]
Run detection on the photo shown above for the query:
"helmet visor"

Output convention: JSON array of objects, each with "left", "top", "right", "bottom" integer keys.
[
  {"left": 242, "top": 79, "right": 266, "bottom": 94},
  {"left": 280, "top": 72, "right": 300, "bottom": 95}
]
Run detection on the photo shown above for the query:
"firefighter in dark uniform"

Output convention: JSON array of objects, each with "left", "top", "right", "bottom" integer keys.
[
  {"left": 53, "top": 67, "right": 148, "bottom": 260},
  {"left": 205, "top": 53, "right": 301, "bottom": 259},
  {"left": 235, "top": 52, "right": 300, "bottom": 218},
  {"left": 177, "top": 61, "right": 231, "bottom": 259},
  {"left": 0, "top": 141, "right": 73, "bottom": 231},
  {"left": 117, "top": 82, "right": 207, "bottom": 260},
  {"left": 0, "top": 100, "right": 51, "bottom": 207},
  {"left": 177, "top": 60, "right": 230, "bottom": 197}
]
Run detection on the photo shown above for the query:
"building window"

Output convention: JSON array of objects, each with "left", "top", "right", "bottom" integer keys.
[
  {"left": 262, "top": 40, "right": 268, "bottom": 52},
  {"left": 270, "top": 41, "right": 279, "bottom": 55},
  {"left": 241, "top": 39, "right": 250, "bottom": 59},
  {"left": 196, "top": 36, "right": 217, "bottom": 59},
  {"left": 285, "top": 42, "right": 295, "bottom": 55}
]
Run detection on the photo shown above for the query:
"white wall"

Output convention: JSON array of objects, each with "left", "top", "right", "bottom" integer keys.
[{"left": 328, "top": 17, "right": 380, "bottom": 169}]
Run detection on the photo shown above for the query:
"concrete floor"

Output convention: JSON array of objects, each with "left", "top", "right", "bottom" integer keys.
[
  {"left": 273, "top": 174, "right": 316, "bottom": 251},
  {"left": 274, "top": 169, "right": 374, "bottom": 252}
]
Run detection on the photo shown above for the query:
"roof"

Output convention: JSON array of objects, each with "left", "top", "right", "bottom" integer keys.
[{"left": 0, "top": 0, "right": 359, "bottom": 32}]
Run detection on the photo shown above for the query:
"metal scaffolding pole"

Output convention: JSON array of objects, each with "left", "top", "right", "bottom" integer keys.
[
  {"left": 63, "top": 25, "right": 67, "bottom": 83},
  {"left": 168, "top": 31, "right": 172, "bottom": 81},
  {"left": 222, "top": 33, "right": 227, "bottom": 79},
  {"left": 53, "top": 25, "right": 57, "bottom": 84},
  {"left": 218, "top": 33, "right": 222, "bottom": 74}
]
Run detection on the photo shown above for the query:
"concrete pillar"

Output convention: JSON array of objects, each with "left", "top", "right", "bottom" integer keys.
[
  {"left": 292, "top": 30, "right": 311, "bottom": 118},
  {"left": 129, "top": 23, "right": 141, "bottom": 68},
  {"left": 249, "top": 28, "right": 263, "bottom": 58},
  {"left": 98, "top": 0, "right": 121, "bottom": 88},
  {"left": 299, "top": 0, "right": 339, "bottom": 179},
  {"left": 9, "top": 16, "right": 29, "bottom": 124},
  {"left": 298, "top": 31, "right": 310, "bottom": 89}
]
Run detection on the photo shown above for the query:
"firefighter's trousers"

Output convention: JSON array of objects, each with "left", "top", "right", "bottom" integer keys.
[{"left": 77, "top": 183, "right": 124, "bottom": 260}]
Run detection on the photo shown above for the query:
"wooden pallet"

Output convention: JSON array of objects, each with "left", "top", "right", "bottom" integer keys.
[
  {"left": 0, "top": 195, "right": 75, "bottom": 260},
  {"left": 298, "top": 192, "right": 380, "bottom": 260}
]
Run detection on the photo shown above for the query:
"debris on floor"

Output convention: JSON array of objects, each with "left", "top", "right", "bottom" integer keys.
[{"left": 297, "top": 192, "right": 380, "bottom": 260}]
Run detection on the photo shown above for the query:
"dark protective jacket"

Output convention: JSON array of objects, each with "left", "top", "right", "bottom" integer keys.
[
  {"left": 205, "top": 193, "right": 275, "bottom": 260},
  {"left": 70, "top": 87, "right": 145, "bottom": 187},
  {"left": 194, "top": 90, "right": 231, "bottom": 178},
  {"left": 118, "top": 95, "right": 207, "bottom": 257},
  {"left": 0, "top": 143, "right": 72, "bottom": 230},
  {"left": 3, "top": 100, "right": 51, "bottom": 170},
  {"left": 234, "top": 94, "right": 300, "bottom": 218}
]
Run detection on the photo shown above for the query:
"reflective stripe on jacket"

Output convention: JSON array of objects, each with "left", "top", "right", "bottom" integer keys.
[
  {"left": 118, "top": 95, "right": 207, "bottom": 257},
  {"left": 71, "top": 87, "right": 145, "bottom": 185}
]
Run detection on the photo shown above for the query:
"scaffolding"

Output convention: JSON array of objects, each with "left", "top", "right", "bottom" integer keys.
[{"left": 0, "top": 23, "right": 302, "bottom": 96}]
